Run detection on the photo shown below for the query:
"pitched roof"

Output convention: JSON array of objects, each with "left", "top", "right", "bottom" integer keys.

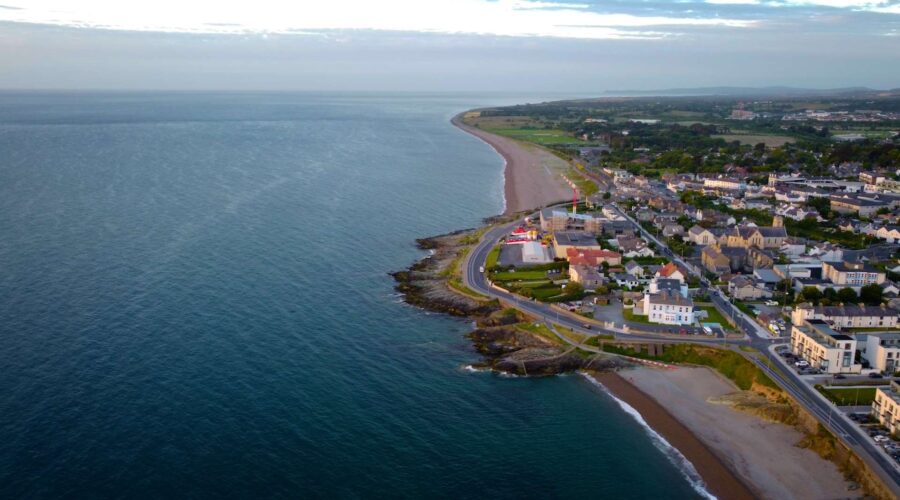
[
  {"left": 566, "top": 248, "right": 621, "bottom": 266},
  {"left": 657, "top": 262, "right": 681, "bottom": 277}
]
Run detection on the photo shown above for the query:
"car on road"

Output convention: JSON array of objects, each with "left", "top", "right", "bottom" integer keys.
[
  {"left": 833, "top": 374, "right": 846, "bottom": 379},
  {"left": 869, "top": 373, "right": 884, "bottom": 379},
  {"left": 582, "top": 324, "right": 591, "bottom": 330},
  {"left": 765, "top": 300, "right": 779, "bottom": 306}
]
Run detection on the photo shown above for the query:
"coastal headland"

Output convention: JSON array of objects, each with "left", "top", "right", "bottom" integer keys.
[{"left": 392, "top": 110, "right": 888, "bottom": 499}]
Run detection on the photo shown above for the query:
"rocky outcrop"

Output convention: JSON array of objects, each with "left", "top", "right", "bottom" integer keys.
[
  {"left": 390, "top": 230, "right": 500, "bottom": 318},
  {"left": 393, "top": 223, "right": 630, "bottom": 377},
  {"left": 467, "top": 326, "right": 631, "bottom": 376}
]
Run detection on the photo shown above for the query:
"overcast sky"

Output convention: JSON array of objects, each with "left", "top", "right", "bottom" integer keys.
[{"left": 0, "top": 0, "right": 897, "bottom": 92}]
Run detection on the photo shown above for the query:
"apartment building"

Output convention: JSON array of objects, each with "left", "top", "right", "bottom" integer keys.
[
  {"left": 790, "top": 319, "right": 861, "bottom": 374},
  {"left": 862, "top": 333, "right": 900, "bottom": 374},
  {"left": 791, "top": 303, "right": 898, "bottom": 329},
  {"left": 873, "top": 381, "right": 900, "bottom": 434},
  {"left": 822, "top": 261, "right": 886, "bottom": 287}
]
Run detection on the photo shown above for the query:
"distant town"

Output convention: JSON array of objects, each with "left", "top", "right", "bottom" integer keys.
[{"left": 463, "top": 92, "right": 900, "bottom": 470}]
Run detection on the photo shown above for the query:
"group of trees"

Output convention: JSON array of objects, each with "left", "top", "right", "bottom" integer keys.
[{"left": 797, "top": 284, "right": 884, "bottom": 306}]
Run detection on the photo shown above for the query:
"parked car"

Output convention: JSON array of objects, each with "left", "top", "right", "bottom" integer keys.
[
  {"left": 869, "top": 373, "right": 884, "bottom": 379},
  {"left": 765, "top": 300, "right": 778, "bottom": 306},
  {"left": 833, "top": 374, "right": 846, "bottom": 379},
  {"left": 795, "top": 360, "right": 810, "bottom": 368}
]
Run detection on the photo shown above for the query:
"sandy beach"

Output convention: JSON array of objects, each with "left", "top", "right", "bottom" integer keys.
[
  {"left": 611, "top": 366, "right": 852, "bottom": 500},
  {"left": 452, "top": 116, "right": 572, "bottom": 214},
  {"left": 591, "top": 371, "right": 756, "bottom": 499}
]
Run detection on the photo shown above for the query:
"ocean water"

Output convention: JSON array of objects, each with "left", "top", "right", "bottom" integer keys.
[{"left": 0, "top": 92, "right": 703, "bottom": 498}]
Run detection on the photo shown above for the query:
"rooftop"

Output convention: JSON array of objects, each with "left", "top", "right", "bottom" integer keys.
[
  {"left": 647, "top": 289, "right": 692, "bottom": 307},
  {"left": 554, "top": 231, "right": 601, "bottom": 247}
]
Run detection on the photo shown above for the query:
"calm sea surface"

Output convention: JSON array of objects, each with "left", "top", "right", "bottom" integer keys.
[{"left": 0, "top": 92, "right": 703, "bottom": 498}]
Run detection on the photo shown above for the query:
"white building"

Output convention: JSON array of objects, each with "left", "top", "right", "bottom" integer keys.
[
  {"left": 790, "top": 319, "right": 861, "bottom": 374},
  {"left": 521, "top": 241, "right": 553, "bottom": 264},
  {"left": 873, "top": 382, "right": 900, "bottom": 434},
  {"left": 703, "top": 177, "right": 746, "bottom": 191},
  {"left": 862, "top": 333, "right": 900, "bottom": 374},
  {"left": 791, "top": 303, "right": 899, "bottom": 330},
  {"left": 641, "top": 290, "right": 694, "bottom": 326}
]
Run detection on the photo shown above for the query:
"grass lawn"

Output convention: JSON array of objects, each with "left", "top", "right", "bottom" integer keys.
[
  {"left": 816, "top": 386, "right": 877, "bottom": 406},
  {"left": 517, "top": 322, "right": 565, "bottom": 345},
  {"left": 513, "top": 280, "right": 553, "bottom": 288},
  {"left": 623, "top": 307, "right": 655, "bottom": 325},
  {"left": 492, "top": 270, "right": 549, "bottom": 281},
  {"left": 530, "top": 286, "right": 566, "bottom": 301},
  {"left": 699, "top": 306, "right": 733, "bottom": 329},
  {"left": 486, "top": 127, "right": 585, "bottom": 145},
  {"left": 485, "top": 245, "right": 501, "bottom": 270},
  {"left": 448, "top": 278, "right": 489, "bottom": 299}
]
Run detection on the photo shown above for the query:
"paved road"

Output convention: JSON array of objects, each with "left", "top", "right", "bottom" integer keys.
[{"left": 463, "top": 203, "right": 900, "bottom": 493}]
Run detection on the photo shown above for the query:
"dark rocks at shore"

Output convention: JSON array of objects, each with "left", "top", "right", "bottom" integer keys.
[
  {"left": 467, "top": 326, "right": 630, "bottom": 376},
  {"left": 390, "top": 230, "right": 501, "bottom": 318},
  {"left": 393, "top": 226, "right": 629, "bottom": 376}
]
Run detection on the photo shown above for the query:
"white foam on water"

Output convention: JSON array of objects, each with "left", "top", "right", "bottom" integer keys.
[{"left": 580, "top": 373, "right": 717, "bottom": 500}]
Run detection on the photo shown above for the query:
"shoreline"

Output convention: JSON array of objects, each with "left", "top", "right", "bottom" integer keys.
[
  {"left": 444, "top": 111, "right": 761, "bottom": 498},
  {"left": 409, "top": 110, "right": 859, "bottom": 499},
  {"left": 588, "top": 371, "right": 757, "bottom": 500},
  {"left": 451, "top": 114, "right": 571, "bottom": 215}
]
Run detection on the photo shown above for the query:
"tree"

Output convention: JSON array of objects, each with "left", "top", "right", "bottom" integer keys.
[
  {"left": 860, "top": 284, "right": 884, "bottom": 306},
  {"left": 799, "top": 286, "right": 823, "bottom": 305},
  {"left": 565, "top": 282, "right": 584, "bottom": 298},
  {"left": 603, "top": 191, "right": 611, "bottom": 200},
  {"left": 837, "top": 287, "right": 859, "bottom": 304}
]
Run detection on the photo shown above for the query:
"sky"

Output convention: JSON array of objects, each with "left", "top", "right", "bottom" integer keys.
[{"left": 0, "top": 0, "right": 897, "bottom": 92}]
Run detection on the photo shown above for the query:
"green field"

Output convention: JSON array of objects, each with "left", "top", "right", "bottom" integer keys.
[
  {"left": 816, "top": 386, "right": 877, "bottom": 406},
  {"left": 713, "top": 134, "right": 795, "bottom": 147},
  {"left": 485, "top": 245, "right": 501, "bottom": 270},
  {"left": 491, "top": 270, "right": 550, "bottom": 281},
  {"left": 623, "top": 307, "right": 655, "bottom": 325},
  {"left": 485, "top": 128, "right": 585, "bottom": 145},
  {"left": 698, "top": 306, "right": 733, "bottom": 329}
]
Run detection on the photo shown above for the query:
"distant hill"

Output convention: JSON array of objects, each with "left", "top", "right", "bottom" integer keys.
[{"left": 602, "top": 86, "right": 888, "bottom": 98}]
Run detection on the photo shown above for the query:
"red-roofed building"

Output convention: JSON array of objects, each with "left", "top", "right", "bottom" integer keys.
[
  {"left": 655, "top": 262, "right": 686, "bottom": 283},
  {"left": 566, "top": 248, "right": 622, "bottom": 267}
]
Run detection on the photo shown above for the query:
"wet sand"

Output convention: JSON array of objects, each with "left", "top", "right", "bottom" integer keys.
[
  {"left": 591, "top": 371, "right": 756, "bottom": 500},
  {"left": 452, "top": 116, "right": 571, "bottom": 214},
  {"left": 622, "top": 367, "right": 852, "bottom": 500}
]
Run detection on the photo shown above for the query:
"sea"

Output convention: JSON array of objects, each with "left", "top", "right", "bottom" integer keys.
[{"left": 0, "top": 92, "right": 707, "bottom": 498}]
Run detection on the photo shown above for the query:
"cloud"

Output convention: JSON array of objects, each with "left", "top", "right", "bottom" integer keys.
[
  {"left": 0, "top": 0, "right": 756, "bottom": 39},
  {"left": 733, "top": 0, "right": 900, "bottom": 11}
]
